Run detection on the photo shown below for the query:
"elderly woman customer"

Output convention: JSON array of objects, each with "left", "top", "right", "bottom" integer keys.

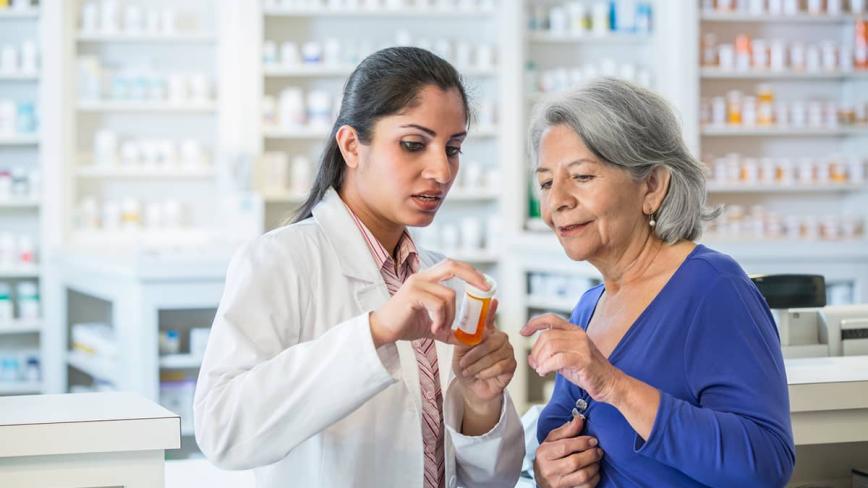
[{"left": 520, "top": 78, "right": 795, "bottom": 488}]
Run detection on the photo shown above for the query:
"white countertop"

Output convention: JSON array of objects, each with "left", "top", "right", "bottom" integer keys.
[
  {"left": 0, "top": 392, "right": 180, "bottom": 458},
  {"left": 0, "top": 392, "right": 177, "bottom": 426},
  {"left": 785, "top": 356, "right": 868, "bottom": 385}
]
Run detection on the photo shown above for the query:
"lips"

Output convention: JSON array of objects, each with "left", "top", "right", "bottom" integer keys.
[
  {"left": 557, "top": 221, "right": 591, "bottom": 237},
  {"left": 410, "top": 192, "right": 444, "bottom": 212}
]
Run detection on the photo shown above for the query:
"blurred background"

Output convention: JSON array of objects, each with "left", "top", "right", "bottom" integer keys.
[{"left": 1, "top": 0, "right": 867, "bottom": 485}]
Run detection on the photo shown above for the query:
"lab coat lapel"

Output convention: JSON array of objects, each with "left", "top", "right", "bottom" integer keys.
[{"left": 313, "top": 189, "right": 424, "bottom": 414}]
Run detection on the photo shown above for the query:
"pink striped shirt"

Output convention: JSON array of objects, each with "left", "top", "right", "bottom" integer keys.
[{"left": 345, "top": 204, "right": 445, "bottom": 488}]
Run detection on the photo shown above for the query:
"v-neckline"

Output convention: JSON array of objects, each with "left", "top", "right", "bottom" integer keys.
[{"left": 584, "top": 244, "right": 703, "bottom": 363}]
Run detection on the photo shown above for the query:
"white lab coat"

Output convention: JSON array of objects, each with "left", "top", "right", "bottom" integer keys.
[{"left": 194, "top": 188, "right": 524, "bottom": 488}]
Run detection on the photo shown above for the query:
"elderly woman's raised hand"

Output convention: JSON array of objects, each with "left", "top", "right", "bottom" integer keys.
[{"left": 520, "top": 313, "right": 623, "bottom": 403}]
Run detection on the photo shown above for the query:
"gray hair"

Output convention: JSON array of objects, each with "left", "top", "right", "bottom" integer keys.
[{"left": 528, "top": 77, "right": 719, "bottom": 244}]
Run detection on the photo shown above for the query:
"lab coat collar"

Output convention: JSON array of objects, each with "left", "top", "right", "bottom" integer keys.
[{"left": 312, "top": 188, "right": 385, "bottom": 284}]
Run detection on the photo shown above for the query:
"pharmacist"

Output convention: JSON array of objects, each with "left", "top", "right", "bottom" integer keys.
[{"left": 193, "top": 47, "right": 524, "bottom": 487}]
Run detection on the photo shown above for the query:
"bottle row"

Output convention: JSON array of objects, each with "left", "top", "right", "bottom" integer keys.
[
  {"left": 706, "top": 153, "right": 866, "bottom": 186},
  {"left": 0, "top": 282, "right": 40, "bottom": 323},
  {"left": 78, "top": 58, "right": 214, "bottom": 105},
  {"left": 706, "top": 206, "right": 865, "bottom": 241},
  {"left": 0, "top": 351, "right": 40, "bottom": 385},
  {"left": 264, "top": 33, "right": 496, "bottom": 72},
  {"left": 527, "top": 1, "right": 653, "bottom": 36},
  {"left": 79, "top": 1, "right": 203, "bottom": 36},
  {"left": 702, "top": 0, "right": 867, "bottom": 15},
  {"left": 91, "top": 130, "right": 210, "bottom": 169},
  {"left": 527, "top": 61, "right": 653, "bottom": 96},
  {"left": 263, "top": 87, "right": 497, "bottom": 130},
  {"left": 0, "top": 167, "right": 39, "bottom": 201},
  {"left": 0, "top": 100, "right": 38, "bottom": 136},
  {"left": 701, "top": 29, "right": 868, "bottom": 73},
  {"left": 0, "top": 41, "right": 39, "bottom": 75},
  {"left": 700, "top": 87, "right": 868, "bottom": 129},
  {"left": 264, "top": 0, "right": 496, "bottom": 11},
  {"left": 416, "top": 217, "right": 501, "bottom": 255},
  {"left": 528, "top": 273, "right": 597, "bottom": 306},
  {"left": 0, "top": 233, "right": 37, "bottom": 270},
  {"left": 75, "top": 197, "right": 188, "bottom": 232}
]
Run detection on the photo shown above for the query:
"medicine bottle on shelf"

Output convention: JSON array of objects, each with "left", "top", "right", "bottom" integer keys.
[{"left": 453, "top": 274, "right": 496, "bottom": 347}]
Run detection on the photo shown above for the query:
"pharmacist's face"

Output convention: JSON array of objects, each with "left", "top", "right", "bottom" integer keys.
[
  {"left": 355, "top": 85, "right": 467, "bottom": 227},
  {"left": 536, "top": 124, "right": 646, "bottom": 262}
]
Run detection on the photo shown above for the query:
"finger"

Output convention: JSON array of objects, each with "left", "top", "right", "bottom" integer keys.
[
  {"left": 561, "top": 435, "right": 599, "bottom": 455},
  {"left": 544, "top": 414, "right": 584, "bottom": 443},
  {"left": 528, "top": 331, "right": 573, "bottom": 371},
  {"left": 416, "top": 281, "right": 457, "bottom": 334},
  {"left": 425, "top": 259, "right": 489, "bottom": 291},
  {"left": 484, "top": 298, "right": 499, "bottom": 331},
  {"left": 559, "top": 458, "right": 602, "bottom": 487},
  {"left": 520, "top": 313, "right": 573, "bottom": 336},
  {"left": 413, "top": 287, "right": 450, "bottom": 333},
  {"left": 535, "top": 351, "right": 577, "bottom": 377},
  {"left": 475, "top": 356, "right": 516, "bottom": 381},
  {"left": 458, "top": 330, "right": 503, "bottom": 369}
]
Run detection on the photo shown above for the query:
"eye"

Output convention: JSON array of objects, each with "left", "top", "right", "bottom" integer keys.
[
  {"left": 539, "top": 180, "right": 552, "bottom": 190},
  {"left": 573, "top": 174, "right": 594, "bottom": 182},
  {"left": 446, "top": 146, "right": 462, "bottom": 157},
  {"left": 401, "top": 141, "right": 425, "bottom": 152}
]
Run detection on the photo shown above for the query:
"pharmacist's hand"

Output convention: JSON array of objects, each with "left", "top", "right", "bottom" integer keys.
[
  {"left": 521, "top": 314, "right": 621, "bottom": 403},
  {"left": 369, "top": 259, "right": 489, "bottom": 347},
  {"left": 534, "top": 415, "right": 602, "bottom": 488},
  {"left": 453, "top": 300, "right": 517, "bottom": 403}
]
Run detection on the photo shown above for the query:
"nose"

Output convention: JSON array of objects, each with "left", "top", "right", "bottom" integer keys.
[
  {"left": 547, "top": 174, "right": 576, "bottom": 215},
  {"left": 421, "top": 151, "right": 453, "bottom": 185}
]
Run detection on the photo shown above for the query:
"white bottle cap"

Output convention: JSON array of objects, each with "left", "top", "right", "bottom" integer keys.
[{"left": 465, "top": 274, "right": 496, "bottom": 299}]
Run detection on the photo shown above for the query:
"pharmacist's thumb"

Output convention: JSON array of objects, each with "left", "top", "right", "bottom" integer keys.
[{"left": 485, "top": 299, "right": 500, "bottom": 330}]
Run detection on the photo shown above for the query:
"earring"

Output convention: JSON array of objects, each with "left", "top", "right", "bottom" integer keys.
[{"left": 648, "top": 210, "right": 657, "bottom": 228}]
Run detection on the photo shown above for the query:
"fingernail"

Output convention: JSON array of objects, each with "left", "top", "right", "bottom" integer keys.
[{"left": 590, "top": 438, "right": 598, "bottom": 447}]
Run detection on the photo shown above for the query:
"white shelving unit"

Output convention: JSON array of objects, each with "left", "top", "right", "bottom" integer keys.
[
  {"left": 256, "top": 0, "right": 507, "bottom": 274},
  {"left": 66, "top": 0, "right": 223, "bottom": 257},
  {"left": 0, "top": 3, "right": 47, "bottom": 396},
  {"left": 696, "top": 1, "right": 868, "bottom": 308}
]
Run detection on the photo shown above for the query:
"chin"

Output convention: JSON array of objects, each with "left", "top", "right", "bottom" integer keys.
[
  {"left": 559, "top": 239, "right": 592, "bottom": 262},
  {"left": 402, "top": 210, "right": 437, "bottom": 227}
]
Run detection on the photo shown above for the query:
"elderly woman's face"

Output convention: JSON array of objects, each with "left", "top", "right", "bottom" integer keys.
[{"left": 536, "top": 124, "right": 647, "bottom": 262}]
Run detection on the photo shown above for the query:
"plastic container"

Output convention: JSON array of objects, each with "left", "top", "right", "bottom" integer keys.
[{"left": 453, "top": 274, "right": 496, "bottom": 346}]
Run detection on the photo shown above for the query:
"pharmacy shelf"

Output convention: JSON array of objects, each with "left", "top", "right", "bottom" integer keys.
[
  {"left": 0, "top": 381, "right": 42, "bottom": 395},
  {"left": 264, "top": 125, "right": 499, "bottom": 140},
  {"left": 263, "top": 192, "right": 305, "bottom": 204},
  {"left": 0, "top": 135, "right": 39, "bottom": 146},
  {"left": 701, "top": 126, "right": 868, "bottom": 137},
  {"left": 0, "top": 9, "right": 39, "bottom": 19},
  {"left": 0, "top": 72, "right": 40, "bottom": 81},
  {"left": 528, "top": 32, "right": 652, "bottom": 44},
  {"left": 262, "top": 6, "right": 495, "bottom": 18},
  {"left": 76, "top": 166, "right": 216, "bottom": 179},
  {"left": 0, "top": 266, "right": 40, "bottom": 278},
  {"left": 67, "top": 350, "right": 121, "bottom": 385},
  {"left": 76, "top": 32, "right": 216, "bottom": 43},
  {"left": 77, "top": 101, "right": 217, "bottom": 113},
  {"left": 0, "top": 320, "right": 41, "bottom": 335},
  {"left": 159, "top": 354, "right": 202, "bottom": 370},
  {"left": 263, "top": 64, "right": 497, "bottom": 78},
  {"left": 181, "top": 425, "right": 195, "bottom": 436},
  {"left": 699, "top": 12, "right": 859, "bottom": 23},
  {"left": 526, "top": 296, "right": 576, "bottom": 314},
  {"left": 702, "top": 239, "right": 868, "bottom": 260},
  {"left": 0, "top": 198, "right": 40, "bottom": 209},
  {"left": 707, "top": 182, "right": 868, "bottom": 193},
  {"left": 700, "top": 68, "right": 868, "bottom": 80}
]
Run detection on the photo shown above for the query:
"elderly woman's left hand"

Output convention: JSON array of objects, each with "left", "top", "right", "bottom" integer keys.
[{"left": 521, "top": 313, "right": 622, "bottom": 403}]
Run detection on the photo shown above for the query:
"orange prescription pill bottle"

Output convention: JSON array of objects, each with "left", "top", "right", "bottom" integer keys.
[{"left": 453, "top": 274, "right": 497, "bottom": 347}]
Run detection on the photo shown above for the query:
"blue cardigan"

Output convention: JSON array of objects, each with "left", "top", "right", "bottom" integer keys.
[{"left": 537, "top": 245, "right": 795, "bottom": 487}]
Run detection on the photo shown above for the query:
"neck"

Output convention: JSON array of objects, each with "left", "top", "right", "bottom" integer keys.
[
  {"left": 338, "top": 186, "right": 405, "bottom": 258},
  {"left": 590, "top": 226, "right": 664, "bottom": 295}
]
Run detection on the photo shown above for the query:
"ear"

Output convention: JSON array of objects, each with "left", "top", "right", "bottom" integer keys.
[
  {"left": 336, "top": 125, "right": 360, "bottom": 169},
  {"left": 642, "top": 166, "right": 670, "bottom": 216}
]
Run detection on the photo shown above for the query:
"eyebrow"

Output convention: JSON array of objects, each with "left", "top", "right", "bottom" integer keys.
[
  {"left": 534, "top": 158, "right": 596, "bottom": 175},
  {"left": 400, "top": 124, "right": 467, "bottom": 140}
]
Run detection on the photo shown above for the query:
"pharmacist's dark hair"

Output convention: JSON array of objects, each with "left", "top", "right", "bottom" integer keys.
[{"left": 292, "top": 46, "right": 470, "bottom": 223}]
